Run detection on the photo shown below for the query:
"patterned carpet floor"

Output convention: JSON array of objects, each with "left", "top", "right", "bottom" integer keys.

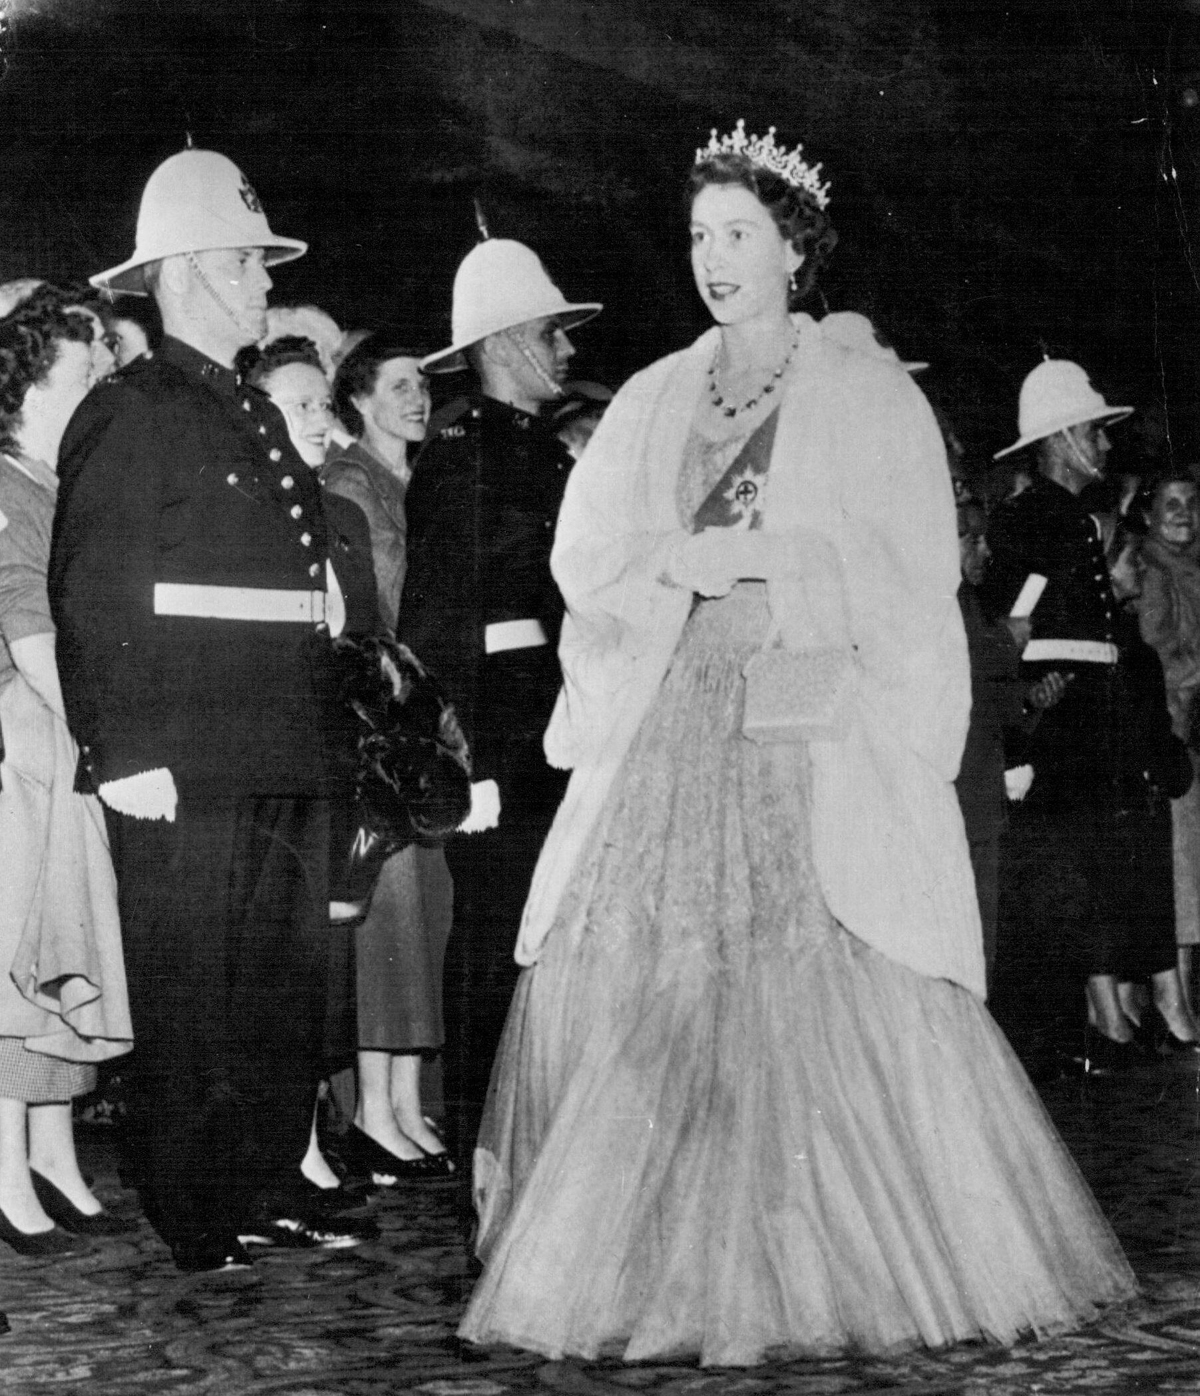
[{"left": 4, "top": 1062, "right": 1200, "bottom": 1395}]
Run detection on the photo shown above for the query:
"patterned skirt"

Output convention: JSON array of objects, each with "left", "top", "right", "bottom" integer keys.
[{"left": 461, "top": 585, "right": 1137, "bottom": 1366}]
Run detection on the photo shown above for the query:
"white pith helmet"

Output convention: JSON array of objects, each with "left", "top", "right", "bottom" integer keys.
[
  {"left": 421, "top": 239, "right": 601, "bottom": 373},
  {"left": 994, "top": 359, "right": 1132, "bottom": 458},
  {"left": 90, "top": 149, "right": 307, "bottom": 297}
]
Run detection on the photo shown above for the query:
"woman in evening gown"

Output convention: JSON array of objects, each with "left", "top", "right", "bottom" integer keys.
[{"left": 458, "top": 122, "right": 1137, "bottom": 1367}]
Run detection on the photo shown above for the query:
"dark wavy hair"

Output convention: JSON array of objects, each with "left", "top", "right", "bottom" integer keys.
[
  {"left": 237, "top": 334, "right": 325, "bottom": 389},
  {"left": 333, "top": 330, "right": 428, "bottom": 439},
  {"left": 687, "top": 149, "right": 838, "bottom": 308},
  {"left": 0, "top": 282, "right": 97, "bottom": 452}
]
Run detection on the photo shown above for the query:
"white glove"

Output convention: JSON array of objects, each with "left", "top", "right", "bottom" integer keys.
[
  {"left": 1004, "top": 765, "right": 1034, "bottom": 802},
  {"left": 98, "top": 767, "right": 179, "bottom": 822},
  {"left": 458, "top": 779, "right": 501, "bottom": 834}
]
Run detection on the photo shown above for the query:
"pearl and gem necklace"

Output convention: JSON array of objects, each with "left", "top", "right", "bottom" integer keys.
[{"left": 707, "top": 332, "right": 800, "bottom": 418}]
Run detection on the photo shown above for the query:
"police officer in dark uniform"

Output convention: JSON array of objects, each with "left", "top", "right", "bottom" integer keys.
[
  {"left": 399, "top": 238, "right": 600, "bottom": 1148},
  {"left": 983, "top": 359, "right": 1152, "bottom": 1075},
  {"left": 49, "top": 149, "right": 371, "bottom": 1270}
]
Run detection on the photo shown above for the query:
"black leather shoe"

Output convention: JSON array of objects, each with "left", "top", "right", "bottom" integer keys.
[
  {"left": 238, "top": 1202, "right": 378, "bottom": 1250},
  {"left": 171, "top": 1232, "right": 254, "bottom": 1273},
  {"left": 343, "top": 1123, "right": 452, "bottom": 1184},
  {"left": 0, "top": 1203, "right": 88, "bottom": 1257},
  {"left": 297, "top": 1178, "right": 374, "bottom": 1214},
  {"left": 417, "top": 1146, "right": 457, "bottom": 1176},
  {"left": 1083, "top": 1025, "right": 1144, "bottom": 1076},
  {"left": 31, "top": 1171, "right": 138, "bottom": 1236},
  {"left": 1142, "top": 1006, "right": 1200, "bottom": 1060},
  {"left": 1158, "top": 1028, "right": 1200, "bottom": 1060}
]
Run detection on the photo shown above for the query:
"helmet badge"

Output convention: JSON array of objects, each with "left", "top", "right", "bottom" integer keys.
[{"left": 238, "top": 177, "right": 263, "bottom": 214}]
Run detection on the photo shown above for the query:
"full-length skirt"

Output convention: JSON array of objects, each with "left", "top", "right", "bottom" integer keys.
[
  {"left": 460, "top": 585, "right": 1137, "bottom": 1367},
  {"left": 0, "top": 673, "right": 131, "bottom": 1075}
]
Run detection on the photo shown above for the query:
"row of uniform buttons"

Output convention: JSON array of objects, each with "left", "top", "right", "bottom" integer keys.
[{"left": 237, "top": 394, "right": 323, "bottom": 578}]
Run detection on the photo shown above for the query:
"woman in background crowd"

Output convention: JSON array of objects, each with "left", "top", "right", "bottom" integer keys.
[
  {"left": 243, "top": 335, "right": 384, "bottom": 1201},
  {"left": 0, "top": 281, "right": 133, "bottom": 1265},
  {"left": 1102, "top": 519, "right": 1200, "bottom": 1053},
  {"left": 1135, "top": 469, "right": 1200, "bottom": 1013},
  {"left": 324, "top": 332, "right": 455, "bottom": 1178}
]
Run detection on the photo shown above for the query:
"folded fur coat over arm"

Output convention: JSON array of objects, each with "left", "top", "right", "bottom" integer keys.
[{"left": 516, "top": 314, "right": 984, "bottom": 998}]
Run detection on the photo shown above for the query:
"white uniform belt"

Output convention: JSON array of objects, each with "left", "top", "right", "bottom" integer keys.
[
  {"left": 484, "top": 618, "right": 548, "bottom": 654},
  {"left": 153, "top": 582, "right": 327, "bottom": 624},
  {"left": 1023, "top": 638, "right": 1118, "bottom": 664}
]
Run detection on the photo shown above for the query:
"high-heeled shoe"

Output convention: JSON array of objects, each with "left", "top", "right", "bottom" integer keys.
[
  {"left": 341, "top": 1123, "right": 447, "bottom": 1184},
  {"left": 0, "top": 1201, "right": 88, "bottom": 1257},
  {"left": 30, "top": 1171, "right": 137, "bottom": 1236},
  {"left": 1144, "top": 1006, "right": 1200, "bottom": 1060}
]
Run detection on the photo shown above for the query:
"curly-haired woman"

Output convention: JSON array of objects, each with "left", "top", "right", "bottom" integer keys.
[{"left": 0, "top": 281, "right": 133, "bottom": 1263}]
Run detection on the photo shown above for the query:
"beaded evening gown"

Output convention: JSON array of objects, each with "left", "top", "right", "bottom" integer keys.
[{"left": 459, "top": 412, "right": 1136, "bottom": 1367}]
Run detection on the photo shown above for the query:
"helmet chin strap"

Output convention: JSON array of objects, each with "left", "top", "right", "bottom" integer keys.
[
  {"left": 186, "top": 251, "right": 256, "bottom": 337},
  {"left": 1064, "top": 428, "right": 1102, "bottom": 480},
  {"left": 504, "top": 326, "right": 564, "bottom": 399}
]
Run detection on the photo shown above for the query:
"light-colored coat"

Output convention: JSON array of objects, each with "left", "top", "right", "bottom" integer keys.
[{"left": 515, "top": 314, "right": 984, "bottom": 998}]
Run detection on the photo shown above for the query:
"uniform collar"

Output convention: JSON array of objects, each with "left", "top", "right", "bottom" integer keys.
[
  {"left": 157, "top": 336, "right": 243, "bottom": 400},
  {"left": 1027, "top": 471, "right": 1091, "bottom": 515},
  {"left": 481, "top": 394, "right": 544, "bottom": 433}
]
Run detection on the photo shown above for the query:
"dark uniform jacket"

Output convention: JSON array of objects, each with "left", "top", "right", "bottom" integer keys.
[
  {"left": 983, "top": 473, "right": 1136, "bottom": 794},
  {"left": 50, "top": 336, "right": 339, "bottom": 797},
  {"left": 397, "top": 393, "right": 572, "bottom": 786}
]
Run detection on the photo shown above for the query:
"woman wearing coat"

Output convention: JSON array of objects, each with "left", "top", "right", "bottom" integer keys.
[
  {"left": 323, "top": 332, "right": 455, "bottom": 1177},
  {"left": 458, "top": 123, "right": 1136, "bottom": 1366}
]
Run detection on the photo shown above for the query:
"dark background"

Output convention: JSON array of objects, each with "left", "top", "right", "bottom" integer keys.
[{"left": 3, "top": 0, "right": 1200, "bottom": 478}]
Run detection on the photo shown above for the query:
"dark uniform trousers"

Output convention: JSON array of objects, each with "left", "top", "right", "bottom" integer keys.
[
  {"left": 50, "top": 337, "right": 343, "bottom": 1244},
  {"left": 400, "top": 395, "right": 574, "bottom": 1150},
  {"left": 441, "top": 649, "right": 568, "bottom": 1135},
  {"left": 106, "top": 788, "right": 330, "bottom": 1241}
]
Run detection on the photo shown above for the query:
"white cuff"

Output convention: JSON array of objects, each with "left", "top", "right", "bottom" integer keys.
[
  {"left": 458, "top": 779, "right": 501, "bottom": 834},
  {"left": 99, "top": 768, "right": 178, "bottom": 822}
]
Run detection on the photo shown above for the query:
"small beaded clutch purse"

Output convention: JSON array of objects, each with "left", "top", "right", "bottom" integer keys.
[{"left": 742, "top": 642, "right": 852, "bottom": 743}]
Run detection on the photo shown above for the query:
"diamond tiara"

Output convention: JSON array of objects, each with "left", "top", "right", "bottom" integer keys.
[{"left": 695, "top": 119, "right": 832, "bottom": 210}]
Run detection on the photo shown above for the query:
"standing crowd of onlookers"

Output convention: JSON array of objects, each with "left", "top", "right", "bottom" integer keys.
[
  {"left": 0, "top": 146, "right": 614, "bottom": 1298},
  {"left": 0, "top": 137, "right": 1196, "bottom": 1346}
]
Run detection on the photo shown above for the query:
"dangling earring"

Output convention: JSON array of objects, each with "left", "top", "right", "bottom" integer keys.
[{"left": 788, "top": 268, "right": 798, "bottom": 294}]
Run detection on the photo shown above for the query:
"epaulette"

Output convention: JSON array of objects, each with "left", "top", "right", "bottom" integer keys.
[
  {"left": 97, "top": 351, "right": 156, "bottom": 386},
  {"left": 426, "top": 395, "right": 478, "bottom": 441}
]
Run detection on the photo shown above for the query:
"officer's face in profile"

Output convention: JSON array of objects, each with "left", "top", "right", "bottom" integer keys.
[
  {"left": 190, "top": 246, "right": 272, "bottom": 343},
  {"left": 354, "top": 356, "right": 430, "bottom": 446},
  {"left": 1061, "top": 420, "right": 1111, "bottom": 485},
  {"left": 509, "top": 316, "right": 575, "bottom": 404}
]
